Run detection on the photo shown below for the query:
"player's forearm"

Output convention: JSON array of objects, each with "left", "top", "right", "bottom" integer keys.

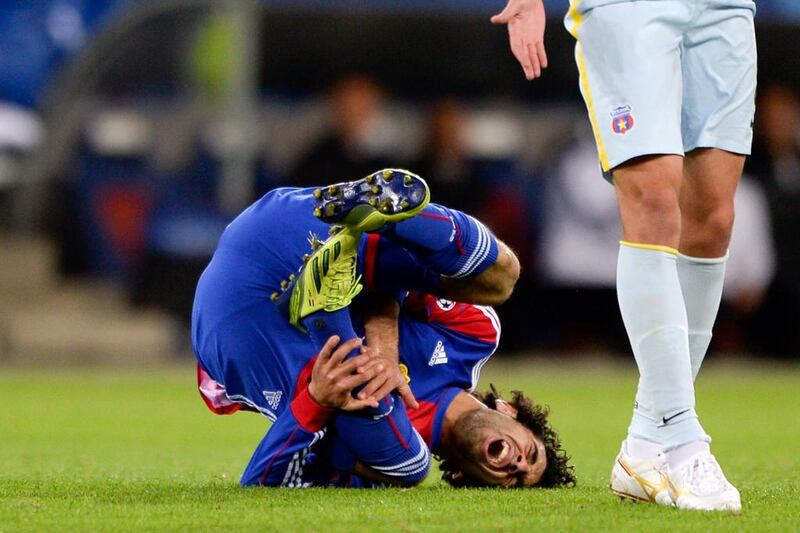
[
  {"left": 362, "top": 293, "right": 401, "bottom": 363},
  {"left": 439, "top": 240, "right": 520, "bottom": 306}
]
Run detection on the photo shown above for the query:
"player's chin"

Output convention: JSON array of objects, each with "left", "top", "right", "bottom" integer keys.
[{"left": 473, "top": 468, "right": 512, "bottom": 488}]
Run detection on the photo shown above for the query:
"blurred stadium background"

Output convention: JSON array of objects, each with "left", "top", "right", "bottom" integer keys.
[{"left": 1, "top": 0, "right": 799, "bottom": 365}]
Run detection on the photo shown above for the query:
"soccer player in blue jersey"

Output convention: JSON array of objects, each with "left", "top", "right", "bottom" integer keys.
[
  {"left": 493, "top": 0, "right": 754, "bottom": 512},
  {"left": 192, "top": 169, "right": 574, "bottom": 489}
]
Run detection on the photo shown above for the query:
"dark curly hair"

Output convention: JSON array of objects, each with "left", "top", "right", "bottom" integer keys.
[{"left": 439, "top": 385, "right": 576, "bottom": 488}]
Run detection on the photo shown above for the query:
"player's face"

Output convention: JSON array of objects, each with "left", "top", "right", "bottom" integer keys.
[{"left": 453, "top": 409, "right": 547, "bottom": 488}]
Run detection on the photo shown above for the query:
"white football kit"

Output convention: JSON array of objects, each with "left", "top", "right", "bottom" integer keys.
[{"left": 564, "top": 0, "right": 757, "bottom": 178}]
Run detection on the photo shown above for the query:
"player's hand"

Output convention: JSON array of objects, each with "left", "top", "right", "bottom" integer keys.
[
  {"left": 355, "top": 346, "right": 419, "bottom": 410},
  {"left": 308, "top": 336, "right": 381, "bottom": 411},
  {"left": 491, "top": 0, "right": 548, "bottom": 80}
]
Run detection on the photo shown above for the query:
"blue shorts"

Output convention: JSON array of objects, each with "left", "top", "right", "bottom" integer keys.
[{"left": 565, "top": 0, "right": 757, "bottom": 177}]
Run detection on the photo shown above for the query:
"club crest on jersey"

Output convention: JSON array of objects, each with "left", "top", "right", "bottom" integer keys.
[
  {"left": 610, "top": 105, "right": 635, "bottom": 135},
  {"left": 262, "top": 390, "right": 283, "bottom": 410},
  {"left": 436, "top": 299, "right": 456, "bottom": 311}
]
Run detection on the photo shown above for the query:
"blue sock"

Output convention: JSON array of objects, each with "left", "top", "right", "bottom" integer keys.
[
  {"left": 330, "top": 393, "right": 430, "bottom": 485},
  {"left": 301, "top": 308, "right": 360, "bottom": 359},
  {"left": 301, "top": 307, "right": 393, "bottom": 416},
  {"left": 381, "top": 204, "right": 499, "bottom": 278},
  {"left": 361, "top": 234, "right": 441, "bottom": 296}
]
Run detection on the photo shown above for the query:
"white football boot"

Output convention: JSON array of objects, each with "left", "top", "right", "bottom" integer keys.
[
  {"left": 667, "top": 451, "right": 741, "bottom": 513},
  {"left": 610, "top": 443, "right": 673, "bottom": 506}
]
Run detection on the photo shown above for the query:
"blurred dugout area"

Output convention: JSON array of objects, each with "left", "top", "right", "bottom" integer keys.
[{"left": 1, "top": 1, "right": 799, "bottom": 361}]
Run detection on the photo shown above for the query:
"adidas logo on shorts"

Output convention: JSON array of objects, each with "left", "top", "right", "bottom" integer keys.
[{"left": 262, "top": 390, "right": 283, "bottom": 410}]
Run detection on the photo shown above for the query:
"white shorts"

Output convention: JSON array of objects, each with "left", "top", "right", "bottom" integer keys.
[{"left": 564, "top": 0, "right": 757, "bottom": 176}]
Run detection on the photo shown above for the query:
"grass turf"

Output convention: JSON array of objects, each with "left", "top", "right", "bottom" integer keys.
[{"left": 1, "top": 358, "right": 798, "bottom": 532}]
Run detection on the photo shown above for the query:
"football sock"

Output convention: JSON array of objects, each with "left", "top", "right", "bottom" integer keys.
[
  {"left": 676, "top": 253, "right": 727, "bottom": 380},
  {"left": 301, "top": 308, "right": 396, "bottom": 417},
  {"left": 380, "top": 204, "right": 499, "bottom": 278},
  {"left": 617, "top": 243, "right": 709, "bottom": 451},
  {"left": 302, "top": 308, "right": 361, "bottom": 359},
  {"left": 665, "top": 439, "right": 710, "bottom": 469},
  {"left": 625, "top": 436, "right": 663, "bottom": 459},
  {"left": 330, "top": 394, "right": 431, "bottom": 484},
  {"left": 360, "top": 234, "right": 441, "bottom": 296}
]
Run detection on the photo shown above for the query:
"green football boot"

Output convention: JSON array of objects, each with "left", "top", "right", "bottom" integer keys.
[
  {"left": 312, "top": 168, "right": 430, "bottom": 232},
  {"left": 273, "top": 226, "right": 363, "bottom": 332}
]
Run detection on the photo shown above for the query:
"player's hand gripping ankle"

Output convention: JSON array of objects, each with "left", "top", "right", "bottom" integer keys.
[
  {"left": 308, "top": 336, "right": 381, "bottom": 411},
  {"left": 355, "top": 347, "right": 419, "bottom": 410}
]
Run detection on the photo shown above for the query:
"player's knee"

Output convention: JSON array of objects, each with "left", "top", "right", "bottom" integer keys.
[
  {"left": 388, "top": 459, "right": 431, "bottom": 487},
  {"left": 620, "top": 186, "right": 682, "bottom": 243},
  {"left": 638, "top": 186, "right": 681, "bottom": 221},
  {"left": 683, "top": 204, "right": 735, "bottom": 253},
  {"left": 703, "top": 205, "right": 735, "bottom": 243},
  {"left": 484, "top": 244, "right": 521, "bottom": 305}
]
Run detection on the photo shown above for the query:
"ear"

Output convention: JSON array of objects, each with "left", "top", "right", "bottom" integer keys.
[{"left": 495, "top": 399, "right": 518, "bottom": 418}]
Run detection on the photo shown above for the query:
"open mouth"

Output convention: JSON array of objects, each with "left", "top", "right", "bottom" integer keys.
[{"left": 483, "top": 437, "right": 514, "bottom": 469}]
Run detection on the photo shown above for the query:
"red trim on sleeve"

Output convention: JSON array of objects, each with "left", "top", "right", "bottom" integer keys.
[
  {"left": 291, "top": 386, "right": 334, "bottom": 432},
  {"left": 293, "top": 356, "right": 318, "bottom": 400},
  {"left": 364, "top": 233, "right": 380, "bottom": 292}
]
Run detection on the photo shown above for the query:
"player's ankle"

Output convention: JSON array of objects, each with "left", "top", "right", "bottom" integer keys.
[
  {"left": 624, "top": 436, "right": 663, "bottom": 459},
  {"left": 665, "top": 439, "right": 711, "bottom": 469}
]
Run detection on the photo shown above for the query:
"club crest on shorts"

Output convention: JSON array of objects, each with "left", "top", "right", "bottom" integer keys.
[{"left": 610, "top": 105, "right": 635, "bottom": 135}]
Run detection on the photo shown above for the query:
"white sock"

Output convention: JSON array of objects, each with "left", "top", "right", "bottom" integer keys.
[
  {"left": 666, "top": 440, "right": 711, "bottom": 469},
  {"left": 625, "top": 436, "right": 663, "bottom": 459},
  {"left": 677, "top": 253, "right": 727, "bottom": 380},
  {"left": 617, "top": 243, "right": 708, "bottom": 449}
]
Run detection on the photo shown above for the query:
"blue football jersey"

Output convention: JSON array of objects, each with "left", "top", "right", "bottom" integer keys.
[{"left": 192, "top": 187, "right": 501, "bottom": 486}]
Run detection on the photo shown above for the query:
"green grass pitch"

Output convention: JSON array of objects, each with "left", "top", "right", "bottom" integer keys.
[{"left": 1, "top": 358, "right": 799, "bottom": 532}]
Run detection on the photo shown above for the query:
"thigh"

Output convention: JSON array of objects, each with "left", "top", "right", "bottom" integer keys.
[
  {"left": 682, "top": 149, "right": 744, "bottom": 208},
  {"left": 681, "top": 6, "right": 757, "bottom": 155},
  {"left": 193, "top": 255, "right": 316, "bottom": 418},
  {"left": 680, "top": 148, "right": 745, "bottom": 255},
  {"left": 565, "top": 1, "right": 689, "bottom": 174}
]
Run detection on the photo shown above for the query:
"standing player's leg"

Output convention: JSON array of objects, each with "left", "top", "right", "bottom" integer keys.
[
  {"left": 678, "top": 3, "right": 756, "bottom": 382},
  {"left": 565, "top": 1, "right": 711, "bottom": 507},
  {"left": 612, "top": 155, "right": 708, "bottom": 492},
  {"left": 663, "top": 3, "right": 756, "bottom": 512},
  {"left": 678, "top": 149, "right": 743, "bottom": 379}
]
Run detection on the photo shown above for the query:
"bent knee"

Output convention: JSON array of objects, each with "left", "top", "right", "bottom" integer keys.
[
  {"left": 484, "top": 244, "right": 521, "bottom": 305},
  {"left": 629, "top": 186, "right": 681, "bottom": 221},
  {"left": 384, "top": 461, "right": 431, "bottom": 487},
  {"left": 617, "top": 186, "right": 682, "bottom": 244}
]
